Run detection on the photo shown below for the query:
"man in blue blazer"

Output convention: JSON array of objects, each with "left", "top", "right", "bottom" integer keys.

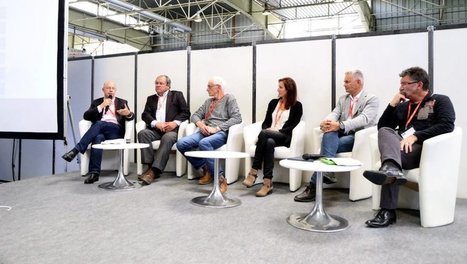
[
  {"left": 295, "top": 70, "right": 379, "bottom": 202},
  {"left": 62, "top": 80, "right": 135, "bottom": 184},
  {"left": 138, "top": 75, "right": 190, "bottom": 185}
]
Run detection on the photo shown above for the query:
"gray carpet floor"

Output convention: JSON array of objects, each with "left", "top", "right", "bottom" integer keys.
[{"left": 1, "top": 169, "right": 467, "bottom": 264}]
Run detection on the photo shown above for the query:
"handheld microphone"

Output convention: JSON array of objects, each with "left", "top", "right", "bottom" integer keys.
[
  {"left": 302, "top": 153, "right": 324, "bottom": 160},
  {"left": 105, "top": 95, "right": 113, "bottom": 113}
]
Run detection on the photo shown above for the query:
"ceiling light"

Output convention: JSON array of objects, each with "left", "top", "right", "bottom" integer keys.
[
  {"left": 262, "top": 9, "right": 271, "bottom": 16},
  {"left": 194, "top": 13, "right": 202, "bottom": 23}
]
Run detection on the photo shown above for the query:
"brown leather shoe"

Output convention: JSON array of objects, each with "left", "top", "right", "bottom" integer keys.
[
  {"left": 256, "top": 178, "right": 273, "bottom": 197},
  {"left": 140, "top": 168, "right": 156, "bottom": 186},
  {"left": 198, "top": 167, "right": 212, "bottom": 185},
  {"left": 219, "top": 175, "right": 227, "bottom": 193}
]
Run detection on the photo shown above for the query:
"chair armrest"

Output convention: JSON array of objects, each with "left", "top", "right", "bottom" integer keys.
[
  {"left": 243, "top": 122, "right": 261, "bottom": 151},
  {"left": 185, "top": 123, "right": 197, "bottom": 136},
  {"left": 178, "top": 120, "right": 189, "bottom": 138},
  {"left": 225, "top": 122, "right": 244, "bottom": 151},
  {"left": 79, "top": 120, "right": 92, "bottom": 137},
  {"left": 289, "top": 120, "right": 306, "bottom": 156},
  {"left": 124, "top": 119, "right": 134, "bottom": 141},
  {"left": 312, "top": 127, "right": 323, "bottom": 154},
  {"left": 351, "top": 126, "right": 377, "bottom": 170},
  {"left": 135, "top": 120, "right": 146, "bottom": 135}
]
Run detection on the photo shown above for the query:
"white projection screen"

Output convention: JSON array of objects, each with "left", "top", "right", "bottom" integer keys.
[{"left": 0, "top": 0, "right": 66, "bottom": 139}]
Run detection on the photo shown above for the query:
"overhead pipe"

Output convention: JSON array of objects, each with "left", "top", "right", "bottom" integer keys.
[{"left": 105, "top": 0, "right": 192, "bottom": 32}]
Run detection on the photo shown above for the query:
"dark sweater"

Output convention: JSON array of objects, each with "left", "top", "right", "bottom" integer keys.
[{"left": 378, "top": 93, "right": 455, "bottom": 143}]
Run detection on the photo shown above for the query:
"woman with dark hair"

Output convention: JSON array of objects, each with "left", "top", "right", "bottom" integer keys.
[{"left": 243, "top": 77, "right": 303, "bottom": 197}]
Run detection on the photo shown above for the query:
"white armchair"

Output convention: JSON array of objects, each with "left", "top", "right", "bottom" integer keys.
[
  {"left": 135, "top": 120, "right": 188, "bottom": 177},
  {"left": 370, "top": 127, "right": 463, "bottom": 227},
  {"left": 312, "top": 126, "right": 376, "bottom": 201},
  {"left": 79, "top": 119, "right": 134, "bottom": 176},
  {"left": 186, "top": 122, "right": 245, "bottom": 184},
  {"left": 244, "top": 121, "right": 306, "bottom": 191}
]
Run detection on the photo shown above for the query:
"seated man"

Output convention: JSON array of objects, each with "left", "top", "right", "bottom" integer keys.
[
  {"left": 363, "top": 66, "right": 455, "bottom": 228},
  {"left": 176, "top": 76, "right": 242, "bottom": 193},
  {"left": 294, "top": 70, "right": 379, "bottom": 202},
  {"left": 137, "top": 75, "right": 190, "bottom": 185},
  {"left": 62, "top": 80, "right": 134, "bottom": 184}
]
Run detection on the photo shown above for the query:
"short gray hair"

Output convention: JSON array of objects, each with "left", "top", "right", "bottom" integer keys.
[
  {"left": 345, "top": 70, "right": 364, "bottom": 85},
  {"left": 211, "top": 76, "right": 226, "bottom": 91}
]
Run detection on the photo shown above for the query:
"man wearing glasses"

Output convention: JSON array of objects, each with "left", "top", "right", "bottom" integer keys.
[
  {"left": 363, "top": 66, "right": 456, "bottom": 228},
  {"left": 176, "top": 76, "right": 242, "bottom": 193}
]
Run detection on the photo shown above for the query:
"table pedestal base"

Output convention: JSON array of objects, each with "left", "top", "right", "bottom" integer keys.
[
  {"left": 98, "top": 149, "right": 140, "bottom": 191},
  {"left": 191, "top": 195, "right": 241, "bottom": 208},
  {"left": 287, "top": 212, "right": 349, "bottom": 233}
]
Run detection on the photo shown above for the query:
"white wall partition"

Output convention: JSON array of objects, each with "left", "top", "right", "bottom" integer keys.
[
  {"left": 93, "top": 55, "right": 136, "bottom": 112},
  {"left": 336, "top": 32, "right": 429, "bottom": 118},
  {"left": 256, "top": 39, "right": 333, "bottom": 153},
  {"left": 191, "top": 46, "right": 253, "bottom": 124},
  {"left": 136, "top": 50, "right": 188, "bottom": 120},
  {"left": 434, "top": 28, "right": 467, "bottom": 198}
]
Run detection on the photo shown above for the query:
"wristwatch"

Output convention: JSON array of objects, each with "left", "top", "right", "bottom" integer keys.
[{"left": 339, "top": 121, "right": 345, "bottom": 132}]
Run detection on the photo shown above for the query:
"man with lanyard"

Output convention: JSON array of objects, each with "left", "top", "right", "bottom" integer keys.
[
  {"left": 294, "top": 70, "right": 379, "bottom": 202},
  {"left": 62, "top": 80, "right": 135, "bottom": 184},
  {"left": 176, "top": 76, "right": 242, "bottom": 193},
  {"left": 363, "top": 66, "right": 455, "bottom": 228}
]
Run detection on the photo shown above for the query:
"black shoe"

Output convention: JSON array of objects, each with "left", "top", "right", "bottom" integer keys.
[
  {"left": 62, "top": 148, "right": 79, "bottom": 162},
  {"left": 294, "top": 184, "right": 316, "bottom": 202},
  {"left": 323, "top": 172, "right": 337, "bottom": 184},
  {"left": 84, "top": 173, "right": 99, "bottom": 184},
  {"left": 365, "top": 209, "right": 397, "bottom": 228},
  {"left": 363, "top": 163, "right": 406, "bottom": 185}
]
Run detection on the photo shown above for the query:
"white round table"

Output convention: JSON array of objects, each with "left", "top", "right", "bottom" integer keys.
[
  {"left": 280, "top": 158, "right": 361, "bottom": 232},
  {"left": 185, "top": 150, "right": 249, "bottom": 208},
  {"left": 92, "top": 142, "right": 149, "bottom": 190}
]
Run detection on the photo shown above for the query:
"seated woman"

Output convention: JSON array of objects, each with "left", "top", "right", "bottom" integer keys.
[{"left": 243, "top": 77, "right": 303, "bottom": 197}]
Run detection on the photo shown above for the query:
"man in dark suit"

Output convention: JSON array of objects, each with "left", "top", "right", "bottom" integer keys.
[
  {"left": 62, "top": 80, "right": 135, "bottom": 184},
  {"left": 138, "top": 75, "right": 190, "bottom": 185}
]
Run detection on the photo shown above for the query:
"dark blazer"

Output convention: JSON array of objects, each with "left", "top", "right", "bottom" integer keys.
[
  {"left": 141, "top": 90, "right": 190, "bottom": 132},
  {"left": 83, "top": 97, "right": 135, "bottom": 134},
  {"left": 261, "top": 98, "right": 303, "bottom": 147}
]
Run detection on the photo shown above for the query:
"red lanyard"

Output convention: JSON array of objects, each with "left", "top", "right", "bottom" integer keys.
[
  {"left": 405, "top": 97, "right": 425, "bottom": 129},
  {"left": 204, "top": 98, "right": 222, "bottom": 120}
]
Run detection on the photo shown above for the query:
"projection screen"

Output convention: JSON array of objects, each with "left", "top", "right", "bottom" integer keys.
[{"left": 0, "top": 0, "right": 66, "bottom": 139}]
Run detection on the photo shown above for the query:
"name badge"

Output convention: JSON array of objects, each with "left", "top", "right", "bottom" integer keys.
[{"left": 401, "top": 127, "right": 415, "bottom": 139}]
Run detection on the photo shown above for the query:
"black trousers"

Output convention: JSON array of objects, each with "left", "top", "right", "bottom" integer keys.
[
  {"left": 378, "top": 127, "right": 423, "bottom": 209},
  {"left": 252, "top": 129, "right": 288, "bottom": 179}
]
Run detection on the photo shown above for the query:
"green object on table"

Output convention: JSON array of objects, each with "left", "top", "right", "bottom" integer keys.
[{"left": 320, "top": 157, "right": 336, "bottom": 165}]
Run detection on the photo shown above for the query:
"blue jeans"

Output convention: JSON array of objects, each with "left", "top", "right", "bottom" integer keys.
[
  {"left": 76, "top": 121, "right": 122, "bottom": 174},
  {"left": 176, "top": 131, "right": 227, "bottom": 176},
  {"left": 310, "top": 131, "right": 354, "bottom": 184}
]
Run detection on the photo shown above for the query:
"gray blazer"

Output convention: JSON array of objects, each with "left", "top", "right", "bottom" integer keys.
[{"left": 325, "top": 90, "right": 379, "bottom": 134}]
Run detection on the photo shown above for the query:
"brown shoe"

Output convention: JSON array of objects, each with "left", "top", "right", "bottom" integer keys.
[
  {"left": 256, "top": 178, "right": 273, "bottom": 197},
  {"left": 242, "top": 168, "right": 258, "bottom": 188},
  {"left": 198, "top": 167, "right": 212, "bottom": 185},
  {"left": 219, "top": 175, "right": 227, "bottom": 193},
  {"left": 140, "top": 167, "right": 156, "bottom": 186}
]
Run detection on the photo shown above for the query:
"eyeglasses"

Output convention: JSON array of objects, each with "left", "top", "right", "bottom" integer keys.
[
  {"left": 400, "top": 81, "right": 419, "bottom": 86},
  {"left": 207, "top": 84, "right": 219, "bottom": 88}
]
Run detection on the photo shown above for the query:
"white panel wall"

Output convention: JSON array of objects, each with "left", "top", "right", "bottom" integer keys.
[
  {"left": 336, "top": 32, "right": 429, "bottom": 118},
  {"left": 434, "top": 28, "right": 467, "bottom": 198},
  {"left": 59, "top": 59, "right": 93, "bottom": 174},
  {"left": 190, "top": 46, "right": 253, "bottom": 125},
  {"left": 256, "top": 40, "right": 332, "bottom": 153},
  {"left": 136, "top": 50, "right": 188, "bottom": 121}
]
